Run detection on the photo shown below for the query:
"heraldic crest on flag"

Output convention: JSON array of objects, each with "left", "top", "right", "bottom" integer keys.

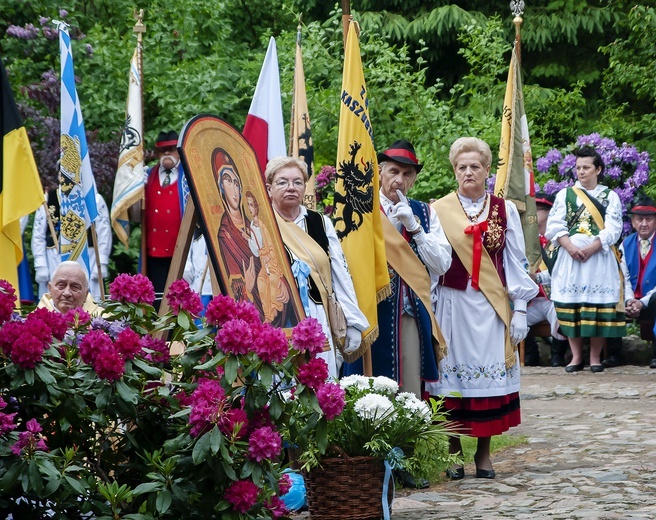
[
  {"left": 333, "top": 139, "right": 374, "bottom": 239},
  {"left": 56, "top": 20, "right": 98, "bottom": 265}
]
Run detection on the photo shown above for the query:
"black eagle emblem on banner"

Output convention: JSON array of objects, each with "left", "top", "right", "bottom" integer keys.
[{"left": 333, "top": 140, "right": 373, "bottom": 239}]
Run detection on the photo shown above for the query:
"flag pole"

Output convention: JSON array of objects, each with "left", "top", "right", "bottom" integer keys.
[
  {"left": 89, "top": 223, "right": 105, "bottom": 300},
  {"left": 342, "top": 0, "right": 350, "bottom": 47},
  {"left": 133, "top": 9, "right": 148, "bottom": 276},
  {"left": 288, "top": 15, "right": 302, "bottom": 156},
  {"left": 42, "top": 199, "right": 60, "bottom": 251},
  {"left": 511, "top": 0, "right": 523, "bottom": 63}
]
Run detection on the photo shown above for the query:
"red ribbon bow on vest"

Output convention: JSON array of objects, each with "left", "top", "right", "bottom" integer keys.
[{"left": 464, "top": 220, "right": 488, "bottom": 290}]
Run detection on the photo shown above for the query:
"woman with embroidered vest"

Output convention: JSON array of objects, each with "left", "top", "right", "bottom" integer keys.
[
  {"left": 428, "top": 137, "right": 538, "bottom": 480},
  {"left": 545, "top": 147, "right": 625, "bottom": 373},
  {"left": 265, "top": 157, "right": 368, "bottom": 379}
]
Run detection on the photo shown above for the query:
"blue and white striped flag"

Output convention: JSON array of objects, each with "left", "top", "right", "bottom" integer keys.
[{"left": 55, "top": 20, "right": 98, "bottom": 271}]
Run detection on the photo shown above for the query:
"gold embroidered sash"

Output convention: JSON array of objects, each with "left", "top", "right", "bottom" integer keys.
[{"left": 432, "top": 193, "right": 515, "bottom": 368}]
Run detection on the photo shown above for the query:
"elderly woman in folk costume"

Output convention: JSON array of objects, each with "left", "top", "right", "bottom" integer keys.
[
  {"left": 265, "top": 157, "right": 368, "bottom": 379},
  {"left": 545, "top": 147, "right": 625, "bottom": 373},
  {"left": 427, "top": 137, "right": 538, "bottom": 480}
]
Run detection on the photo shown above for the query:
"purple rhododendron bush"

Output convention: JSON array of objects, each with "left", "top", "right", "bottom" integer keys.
[{"left": 0, "top": 275, "right": 348, "bottom": 519}]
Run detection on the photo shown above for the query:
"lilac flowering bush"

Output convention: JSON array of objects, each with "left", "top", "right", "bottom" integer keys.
[
  {"left": 0, "top": 274, "right": 356, "bottom": 519},
  {"left": 535, "top": 133, "right": 651, "bottom": 232}
]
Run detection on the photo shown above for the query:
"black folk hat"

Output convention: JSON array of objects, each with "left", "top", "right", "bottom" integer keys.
[
  {"left": 535, "top": 191, "right": 555, "bottom": 209},
  {"left": 629, "top": 196, "right": 656, "bottom": 216},
  {"left": 155, "top": 130, "right": 179, "bottom": 149},
  {"left": 377, "top": 139, "right": 423, "bottom": 173}
]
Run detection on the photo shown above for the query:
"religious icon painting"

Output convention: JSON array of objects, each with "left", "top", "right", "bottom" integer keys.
[{"left": 178, "top": 115, "right": 305, "bottom": 330}]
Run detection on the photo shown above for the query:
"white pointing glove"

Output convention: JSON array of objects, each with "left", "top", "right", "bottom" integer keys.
[
  {"left": 343, "top": 326, "right": 362, "bottom": 355},
  {"left": 390, "top": 190, "right": 420, "bottom": 234},
  {"left": 509, "top": 311, "right": 528, "bottom": 346}
]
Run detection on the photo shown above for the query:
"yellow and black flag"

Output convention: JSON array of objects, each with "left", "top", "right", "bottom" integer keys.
[
  {"left": 0, "top": 61, "right": 44, "bottom": 295},
  {"left": 333, "top": 21, "right": 389, "bottom": 357}
]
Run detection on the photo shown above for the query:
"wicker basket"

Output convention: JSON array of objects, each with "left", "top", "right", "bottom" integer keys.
[{"left": 305, "top": 456, "right": 390, "bottom": 520}]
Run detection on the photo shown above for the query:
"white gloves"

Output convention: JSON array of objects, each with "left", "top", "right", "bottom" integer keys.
[
  {"left": 509, "top": 311, "right": 528, "bottom": 346},
  {"left": 343, "top": 326, "right": 362, "bottom": 354},
  {"left": 390, "top": 190, "right": 420, "bottom": 234},
  {"left": 35, "top": 267, "right": 49, "bottom": 284}
]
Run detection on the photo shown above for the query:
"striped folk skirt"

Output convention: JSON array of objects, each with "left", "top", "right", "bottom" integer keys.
[
  {"left": 443, "top": 393, "right": 521, "bottom": 438},
  {"left": 554, "top": 302, "right": 626, "bottom": 338}
]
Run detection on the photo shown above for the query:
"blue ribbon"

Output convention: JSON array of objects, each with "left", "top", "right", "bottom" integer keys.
[
  {"left": 291, "top": 259, "right": 311, "bottom": 314},
  {"left": 382, "top": 447, "right": 403, "bottom": 520}
]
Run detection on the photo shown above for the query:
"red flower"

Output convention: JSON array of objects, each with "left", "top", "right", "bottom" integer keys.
[
  {"left": 252, "top": 323, "right": 289, "bottom": 364},
  {"left": 165, "top": 279, "right": 203, "bottom": 316},
  {"left": 140, "top": 334, "right": 170, "bottom": 364},
  {"left": 224, "top": 479, "right": 259, "bottom": 514},
  {"left": 114, "top": 328, "right": 142, "bottom": 360},
  {"left": 204, "top": 294, "right": 238, "bottom": 327},
  {"left": 0, "top": 280, "right": 17, "bottom": 325},
  {"left": 297, "top": 357, "right": 329, "bottom": 390},
  {"left": 27, "top": 308, "right": 68, "bottom": 340},
  {"left": 215, "top": 319, "right": 253, "bottom": 356},
  {"left": 233, "top": 301, "right": 261, "bottom": 325},
  {"left": 109, "top": 273, "right": 155, "bottom": 305},
  {"left": 78, "top": 329, "right": 113, "bottom": 365},
  {"left": 316, "top": 382, "right": 346, "bottom": 420},
  {"left": 248, "top": 425, "right": 282, "bottom": 462},
  {"left": 0, "top": 320, "right": 22, "bottom": 356},
  {"left": 291, "top": 317, "right": 326, "bottom": 356},
  {"left": 93, "top": 347, "right": 125, "bottom": 381},
  {"left": 218, "top": 407, "right": 249, "bottom": 439},
  {"left": 266, "top": 495, "right": 289, "bottom": 519},
  {"left": 64, "top": 307, "right": 91, "bottom": 328},
  {"left": 189, "top": 378, "right": 227, "bottom": 437},
  {"left": 278, "top": 473, "right": 292, "bottom": 495}
]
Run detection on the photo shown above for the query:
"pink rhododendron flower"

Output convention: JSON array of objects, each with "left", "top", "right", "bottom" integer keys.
[
  {"left": 140, "top": 334, "right": 170, "bottom": 364},
  {"left": 114, "top": 328, "right": 142, "bottom": 360},
  {"left": 218, "top": 407, "right": 249, "bottom": 439},
  {"left": 316, "top": 382, "right": 346, "bottom": 420},
  {"left": 27, "top": 307, "right": 68, "bottom": 340},
  {"left": 215, "top": 319, "right": 253, "bottom": 356},
  {"left": 0, "top": 397, "right": 17, "bottom": 435},
  {"left": 64, "top": 307, "right": 91, "bottom": 328},
  {"left": 248, "top": 425, "right": 282, "bottom": 462},
  {"left": 165, "top": 279, "right": 203, "bottom": 316},
  {"left": 297, "top": 357, "right": 329, "bottom": 390},
  {"left": 266, "top": 495, "right": 289, "bottom": 519},
  {"left": 109, "top": 273, "right": 155, "bottom": 305},
  {"left": 204, "top": 294, "right": 238, "bottom": 327},
  {"left": 78, "top": 329, "right": 113, "bottom": 365},
  {"left": 189, "top": 378, "right": 227, "bottom": 437},
  {"left": 0, "top": 320, "right": 23, "bottom": 356},
  {"left": 11, "top": 330, "right": 48, "bottom": 369},
  {"left": 224, "top": 479, "right": 259, "bottom": 514},
  {"left": 11, "top": 418, "right": 48, "bottom": 455},
  {"left": 93, "top": 347, "right": 125, "bottom": 381},
  {"left": 0, "top": 280, "right": 17, "bottom": 325},
  {"left": 252, "top": 323, "right": 289, "bottom": 364},
  {"left": 233, "top": 300, "right": 262, "bottom": 325},
  {"left": 291, "top": 317, "right": 326, "bottom": 356},
  {"left": 278, "top": 473, "right": 292, "bottom": 495}
]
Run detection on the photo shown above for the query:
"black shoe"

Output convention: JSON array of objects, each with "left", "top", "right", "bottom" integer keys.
[
  {"left": 650, "top": 358, "right": 656, "bottom": 369},
  {"left": 551, "top": 355, "right": 566, "bottom": 367},
  {"left": 602, "top": 356, "right": 623, "bottom": 368},
  {"left": 475, "top": 467, "right": 496, "bottom": 479},
  {"left": 445, "top": 466, "right": 465, "bottom": 480},
  {"left": 590, "top": 364, "right": 604, "bottom": 373},
  {"left": 565, "top": 362, "right": 585, "bottom": 373},
  {"left": 396, "top": 469, "right": 429, "bottom": 489}
]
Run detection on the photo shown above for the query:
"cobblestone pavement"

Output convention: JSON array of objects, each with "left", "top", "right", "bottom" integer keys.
[
  {"left": 390, "top": 366, "right": 656, "bottom": 519},
  {"left": 294, "top": 366, "right": 656, "bottom": 519}
]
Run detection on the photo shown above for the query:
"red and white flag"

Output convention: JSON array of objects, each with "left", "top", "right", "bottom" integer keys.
[{"left": 243, "top": 37, "right": 286, "bottom": 175}]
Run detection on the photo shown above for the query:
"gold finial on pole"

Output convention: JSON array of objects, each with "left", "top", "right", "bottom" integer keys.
[
  {"left": 510, "top": 0, "right": 524, "bottom": 38},
  {"left": 133, "top": 9, "right": 146, "bottom": 38}
]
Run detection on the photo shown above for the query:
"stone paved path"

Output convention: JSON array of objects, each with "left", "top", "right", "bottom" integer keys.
[{"left": 391, "top": 366, "right": 656, "bottom": 519}]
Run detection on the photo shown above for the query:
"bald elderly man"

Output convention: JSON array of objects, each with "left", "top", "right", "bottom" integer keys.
[{"left": 37, "top": 261, "right": 101, "bottom": 315}]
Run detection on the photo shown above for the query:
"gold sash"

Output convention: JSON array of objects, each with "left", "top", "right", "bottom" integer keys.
[
  {"left": 380, "top": 212, "right": 447, "bottom": 360},
  {"left": 275, "top": 212, "right": 333, "bottom": 351},
  {"left": 432, "top": 193, "right": 515, "bottom": 368},
  {"left": 571, "top": 187, "right": 625, "bottom": 312}
]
